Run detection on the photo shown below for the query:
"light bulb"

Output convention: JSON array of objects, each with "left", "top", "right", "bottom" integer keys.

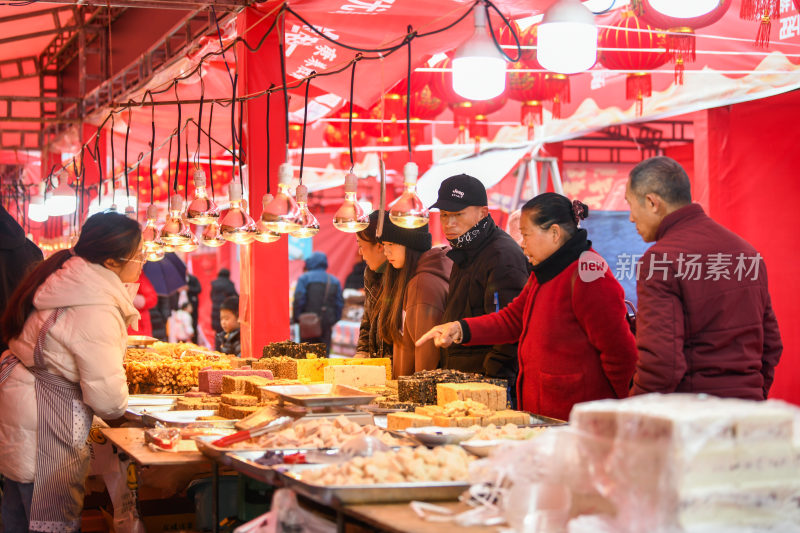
[
  {"left": 45, "top": 176, "right": 77, "bottom": 217},
  {"left": 28, "top": 184, "right": 49, "bottom": 222},
  {"left": 201, "top": 221, "right": 226, "bottom": 248},
  {"left": 261, "top": 162, "right": 302, "bottom": 233},
  {"left": 452, "top": 6, "right": 507, "bottom": 100},
  {"left": 389, "top": 162, "right": 429, "bottom": 229},
  {"left": 333, "top": 172, "right": 370, "bottom": 233},
  {"left": 186, "top": 168, "right": 220, "bottom": 225},
  {"left": 289, "top": 184, "right": 319, "bottom": 239},
  {"left": 254, "top": 194, "right": 281, "bottom": 243},
  {"left": 160, "top": 194, "right": 193, "bottom": 245},
  {"left": 175, "top": 232, "right": 199, "bottom": 253},
  {"left": 648, "top": 0, "right": 721, "bottom": 18},
  {"left": 220, "top": 182, "right": 256, "bottom": 244},
  {"left": 142, "top": 204, "right": 165, "bottom": 261},
  {"left": 124, "top": 205, "right": 137, "bottom": 220},
  {"left": 538, "top": 0, "right": 597, "bottom": 74}
]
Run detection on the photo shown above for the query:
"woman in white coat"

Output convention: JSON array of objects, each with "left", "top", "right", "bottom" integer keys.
[{"left": 0, "top": 211, "right": 142, "bottom": 532}]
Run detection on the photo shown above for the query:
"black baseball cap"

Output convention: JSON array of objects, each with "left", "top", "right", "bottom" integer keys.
[{"left": 430, "top": 174, "right": 488, "bottom": 212}]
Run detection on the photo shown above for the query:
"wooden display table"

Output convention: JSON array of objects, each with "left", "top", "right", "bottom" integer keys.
[{"left": 101, "top": 427, "right": 211, "bottom": 467}]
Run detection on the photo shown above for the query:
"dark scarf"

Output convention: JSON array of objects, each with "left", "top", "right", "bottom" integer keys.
[
  {"left": 531, "top": 229, "right": 591, "bottom": 284},
  {"left": 446, "top": 215, "right": 495, "bottom": 266}
]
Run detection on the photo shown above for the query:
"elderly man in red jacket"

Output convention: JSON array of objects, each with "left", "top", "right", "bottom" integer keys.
[{"left": 625, "top": 156, "right": 782, "bottom": 400}]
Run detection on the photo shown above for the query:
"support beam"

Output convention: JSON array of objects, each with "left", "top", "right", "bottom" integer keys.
[
  {"left": 0, "top": 56, "right": 39, "bottom": 84},
  {"left": 0, "top": 26, "right": 80, "bottom": 47}
]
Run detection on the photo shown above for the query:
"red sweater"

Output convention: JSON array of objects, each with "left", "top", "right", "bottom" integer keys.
[
  {"left": 128, "top": 273, "right": 158, "bottom": 337},
  {"left": 463, "top": 251, "right": 637, "bottom": 420}
]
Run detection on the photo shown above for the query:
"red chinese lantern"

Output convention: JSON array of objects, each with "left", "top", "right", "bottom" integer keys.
[
  {"left": 739, "top": 0, "right": 780, "bottom": 47},
  {"left": 288, "top": 123, "right": 303, "bottom": 149},
  {"left": 634, "top": 0, "right": 732, "bottom": 84},
  {"left": 507, "top": 61, "right": 547, "bottom": 138},
  {"left": 599, "top": 11, "right": 669, "bottom": 116},
  {"left": 323, "top": 106, "right": 369, "bottom": 148}
]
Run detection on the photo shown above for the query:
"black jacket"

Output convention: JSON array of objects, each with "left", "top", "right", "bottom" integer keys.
[
  {"left": 356, "top": 264, "right": 392, "bottom": 359},
  {"left": 0, "top": 206, "right": 43, "bottom": 352},
  {"left": 215, "top": 328, "right": 241, "bottom": 357},
  {"left": 441, "top": 217, "right": 530, "bottom": 380},
  {"left": 210, "top": 276, "right": 237, "bottom": 332}
]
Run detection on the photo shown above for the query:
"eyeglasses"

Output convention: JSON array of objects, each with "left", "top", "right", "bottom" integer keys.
[{"left": 119, "top": 249, "right": 147, "bottom": 264}]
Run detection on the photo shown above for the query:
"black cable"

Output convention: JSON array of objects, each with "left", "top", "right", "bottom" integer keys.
[
  {"left": 184, "top": 118, "right": 190, "bottom": 202},
  {"left": 211, "top": 5, "right": 235, "bottom": 86},
  {"left": 405, "top": 30, "right": 413, "bottom": 160},
  {"left": 348, "top": 60, "right": 357, "bottom": 170},
  {"left": 485, "top": 0, "right": 521, "bottom": 62},
  {"left": 110, "top": 115, "right": 116, "bottom": 203},
  {"left": 208, "top": 102, "right": 215, "bottom": 200},
  {"left": 72, "top": 158, "right": 79, "bottom": 229},
  {"left": 149, "top": 114, "right": 156, "bottom": 205},
  {"left": 197, "top": 72, "right": 204, "bottom": 168},
  {"left": 279, "top": 12, "right": 290, "bottom": 148},
  {"left": 299, "top": 73, "right": 314, "bottom": 185},
  {"left": 168, "top": 131, "right": 174, "bottom": 197},
  {"left": 238, "top": 98, "right": 245, "bottom": 187},
  {"left": 174, "top": 83, "right": 181, "bottom": 194},
  {"left": 266, "top": 85, "right": 272, "bottom": 195},
  {"left": 230, "top": 73, "right": 239, "bottom": 186},
  {"left": 124, "top": 109, "right": 131, "bottom": 199},
  {"left": 136, "top": 152, "right": 144, "bottom": 219},
  {"left": 589, "top": 0, "right": 616, "bottom": 15}
]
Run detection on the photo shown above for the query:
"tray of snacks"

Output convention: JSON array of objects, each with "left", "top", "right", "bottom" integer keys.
[
  {"left": 276, "top": 445, "right": 474, "bottom": 505},
  {"left": 227, "top": 449, "right": 341, "bottom": 483},
  {"left": 405, "top": 426, "right": 476, "bottom": 446},
  {"left": 460, "top": 424, "right": 553, "bottom": 457},
  {"left": 127, "top": 335, "right": 158, "bottom": 347},
  {"left": 142, "top": 410, "right": 236, "bottom": 428},
  {"left": 261, "top": 384, "right": 377, "bottom": 408}
]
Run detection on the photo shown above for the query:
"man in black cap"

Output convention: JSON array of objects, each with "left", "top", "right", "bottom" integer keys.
[{"left": 432, "top": 174, "right": 530, "bottom": 405}]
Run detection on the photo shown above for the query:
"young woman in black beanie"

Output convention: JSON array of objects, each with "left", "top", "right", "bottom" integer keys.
[{"left": 377, "top": 213, "right": 452, "bottom": 378}]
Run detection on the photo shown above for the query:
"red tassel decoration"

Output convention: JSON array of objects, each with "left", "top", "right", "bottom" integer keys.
[
  {"left": 739, "top": 0, "right": 779, "bottom": 48},
  {"left": 675, "top": 57, "right": 685, "bottom": 85},
  {"left": 545, "top": 74, "right": 570, "bottom": 119},
  {"left": 626, "top": 73, "right": 652, "bottom": 117},
  {"left": 520, "top": 101, "right": 543, "bottom": 127}
]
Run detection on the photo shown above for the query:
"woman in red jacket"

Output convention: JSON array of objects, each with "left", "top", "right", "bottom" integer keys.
[{"left": 418, "top": 193, "right": 637, "bottom": 420}]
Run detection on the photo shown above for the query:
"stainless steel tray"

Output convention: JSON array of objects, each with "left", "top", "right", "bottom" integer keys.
[
  {"left": 261, "top": 384, "right": 377, "bottom": 408},
  {"left": 124, "top": 404, "right": 174, "bottom": 422},
  {"left": 142, "top": 409, "right": 228, "bottom": 428},
  {"left": 228, "top": 450, "right": 341, "bottom": 484},
  {"left": 277, "top": 464, "right": 470, "bottom": 505}
]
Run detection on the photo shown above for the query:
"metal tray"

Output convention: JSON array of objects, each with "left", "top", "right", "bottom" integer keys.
[
  {"left": 528, "top": 413, "right": 566, "bottom": 426},
  {"left": 124, "top": 404, "right": 174, "bottom": 422},
  {"left": 127, "top": 394, "right": 179, "bottom": 407},
  {"left": 261, "top": 384, "right": 377, "bottom": 408},
  {"left": 277, "top": 464, "right": 470, "bottom": 505},
  {"left": 227, "top": 450, "right": 342, "bottom": 484},
  {"left": 142, "top": 409, "right": 231, "bottom": 428}
]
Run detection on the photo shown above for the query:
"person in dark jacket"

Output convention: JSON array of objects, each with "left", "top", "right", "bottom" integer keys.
[
  {"left": 354, "top": 211, "right": 393, "bottom": 360},
  {"left": 419, "top": 194, "right": 637, "bottom": 420},
  {"left": 215, "top": 295, "right": 241, "bottom": 356},
  {"left": 293, "top": 252, "right": 344, "bottom": 353},
  {"left": 210, "top": 268, "right": 237, "bottom": 333},
  {"left": 625, "top": 156, "right": 782, "bottom": 399},
  {"left": 0, "top": 205, "right": 43, "bottom": 353},
  {"left": 433, "top": 174, "right": 530, "bottom": 404},
  {"left": 187, "top": 273, "right": 201, "bottom": 343}
]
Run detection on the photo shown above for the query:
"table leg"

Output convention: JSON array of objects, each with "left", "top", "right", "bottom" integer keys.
[
  {"left": 213, "top": 461, "right": 219, "bottom": 533},
  {"left": 336, "top": 508, "right": 345, "bottom": 533}
]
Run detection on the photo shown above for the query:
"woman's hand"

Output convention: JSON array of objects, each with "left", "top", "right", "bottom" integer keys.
[
  {"left": 353, "top": 351, "right": 369, "bottom": 359},
  {"left": 416, "top": 321, "right": 463, "bottom": 348}
]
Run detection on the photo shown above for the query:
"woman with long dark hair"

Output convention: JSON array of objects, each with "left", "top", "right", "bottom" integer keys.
[
  {"left": 377, "top": 214, "right": 452, "bottom": 377},
  {"left": 354, "top": 210, "right": 392, "bottom": 359},
  {"left": 419, "top": 193, "right": 637, "bottom": 420},
  {"left": 0, "top": 211, "right": 142, "bottom": 532}
]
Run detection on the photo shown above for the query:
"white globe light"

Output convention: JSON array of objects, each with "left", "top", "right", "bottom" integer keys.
[
  {"left": 648, "top": 0, "right": 721, "bottom": 18},
  {"left": 28, "top": 202, "right": 49, "bottom": 222},
  {"left": 45, "top": 195, "right": 77, "bottom": 217},
  {"left": 452, "top": 7, "right": 507, "bottom": 101},
  {"left": 538, "top": 0, "right": 597, "bottom": 74}
]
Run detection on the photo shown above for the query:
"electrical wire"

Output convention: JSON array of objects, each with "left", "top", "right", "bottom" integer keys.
[
  {"left": 485, "top": 0, "right": 521, "bottom": 62},
  {"left": 148, "top": 92, "right": 156, "bottom": 205},
  {"left": 110, "top": 114, "right": 116, "bottom": 203},
  {"left": 589, "top": 0, "right": 616, "bottom": 15},
  {"left": 208, "top": 102, "right": 215, "bottom": 200},
  {"left": 173, "top": 82, "right": 181, "bottom": 194},
  {"left": 405, "top": 30, "right": 413, "bottom": 161},
  {"left": 298, "top": 73, "right": 314, "bottom": 185},
  {"left": 265, "top": 84, "right": 273, "bottom": 195},
  {"left": 124, "top": 108, "right": 131, "bottom": 200},
  {"left": 348, "top": 59, "right": 358, "bottom": 171}
]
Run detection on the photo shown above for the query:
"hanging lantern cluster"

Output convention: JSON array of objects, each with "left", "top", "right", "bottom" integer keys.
[{"left": 599, "top": 10, "right": 669, "bottom": 116}]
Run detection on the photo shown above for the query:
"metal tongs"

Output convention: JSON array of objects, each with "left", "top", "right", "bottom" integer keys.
[{"left": 211, "top": 414, "right": 297, "bottom": 448}]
